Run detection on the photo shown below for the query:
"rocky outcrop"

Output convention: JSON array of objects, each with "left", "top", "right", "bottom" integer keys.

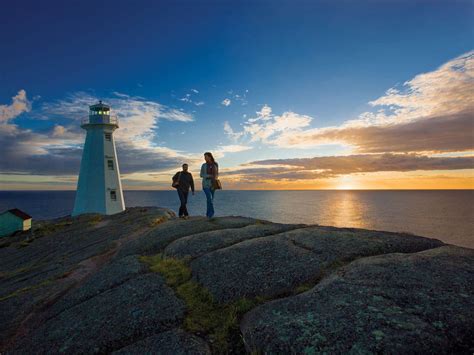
[
  {"left": 241, "top": 245, "right": 474, "bottom": 354},
  {"left": 0, "top": 207, "right": 472, "bottom": 354},
  {"left": 12, "top": 273, "right": 185, "bottom": 354},
  {"left": 190, "top": 226, "right": 444, "bottom": 303},
  {"left": 164, "top": 222, "right": 303, "bottom": 259}
]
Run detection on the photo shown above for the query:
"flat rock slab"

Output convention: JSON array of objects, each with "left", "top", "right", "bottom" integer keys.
[
  {"left": 11, "top": 273, "right": 185, "bottom": 354},
  {"left": 117, "top": 216, "right": 257, "bottom": 258},
  {"left": 241, "top": 245, "right": 474, "bottom": 354},
  {"left": 0, "top": 207, "right": 173, "bottom": 299},
  {"left": 164, "top": 223, "right": 304, "bottom": 259},
  {"left": 191, "top": 226, "right": 444, "bottom": 303},
  {"left": 0, "top": 208, "right": 175, "bottom": 349},
  {"left": 113, "top": 329, "right": 210, "bottom": 354},
  {"left": 0, "top": 276, "right": 76, "bottom": 347},
  {"left": 46, "top": 255, "right": 148, "bottom": 320}
]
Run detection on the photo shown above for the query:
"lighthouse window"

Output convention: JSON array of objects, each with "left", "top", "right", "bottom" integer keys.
[
  {"left": 105, "top": 133, "right": 112, "bottom": 141},
  {"left": 107, "top": 160, "right": 114, "bottom": 170},
  {"left": 110, "top": 190, "right": 117, "bottom": 201}
]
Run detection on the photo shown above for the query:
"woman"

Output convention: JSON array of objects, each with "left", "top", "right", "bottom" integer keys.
[{"left": 200, "top": 152, "right": 218, "bottom": 219}]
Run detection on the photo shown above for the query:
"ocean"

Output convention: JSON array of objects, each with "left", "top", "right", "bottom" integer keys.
[{"left": 0, "top": 190, "right": 472, "bottom": 249}]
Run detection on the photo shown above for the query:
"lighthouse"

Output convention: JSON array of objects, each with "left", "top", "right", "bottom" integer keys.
[{"left": 72, "top": 101, "right": 125, "bottom": 216}]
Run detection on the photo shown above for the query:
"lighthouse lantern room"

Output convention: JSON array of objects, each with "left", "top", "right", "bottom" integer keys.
[{"left": 72, "top": 101, "right": 125, "bottom": 216}]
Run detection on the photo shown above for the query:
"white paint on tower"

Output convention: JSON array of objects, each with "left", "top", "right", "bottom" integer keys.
[{"left": 72, "top": 101, "right": 125, "bottom": 216}]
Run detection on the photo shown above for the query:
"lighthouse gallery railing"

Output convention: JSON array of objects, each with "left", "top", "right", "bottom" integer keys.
[{"left": 81, "top": 115, "right": 119, "bottom": 127}]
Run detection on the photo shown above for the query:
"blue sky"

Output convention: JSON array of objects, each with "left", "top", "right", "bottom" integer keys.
[{"left": 1, "top": 0, "right": 473, "bottom": 189}]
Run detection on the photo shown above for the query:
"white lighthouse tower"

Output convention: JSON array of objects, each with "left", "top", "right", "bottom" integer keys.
[{"left": 72, "top": 101, "right": 125, "bottom": 216}]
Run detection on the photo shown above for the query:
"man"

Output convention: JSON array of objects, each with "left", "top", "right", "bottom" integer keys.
[{"left": 172, "top": 164, "right": 195, "bottom": 219}]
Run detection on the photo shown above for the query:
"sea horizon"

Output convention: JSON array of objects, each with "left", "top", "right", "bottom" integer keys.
[{"left": 1, "top": 190, "right": 472, "bottom": 250}]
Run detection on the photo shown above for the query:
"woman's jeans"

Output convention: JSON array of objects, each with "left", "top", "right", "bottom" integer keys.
[{"left": 203, "top": 188, "right": 215, "bottom": 218}]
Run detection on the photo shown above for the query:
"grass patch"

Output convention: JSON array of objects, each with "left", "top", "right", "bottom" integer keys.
[
  {"left": 87, "top": 215, "right": 103, "bottom": 226},
  {"left": 31, "top": 220, "right": 74, "bottom": 238},
  {"left": 17, "top": 240, "right": 32, "bottom": 248},
  {"left": 139, "top": 255, "right": 191, "bottom": 287},
  {"left": 147, "top": 215, "right": 168, "bottom": 227},
  {"left": 140, "top": 253, "right": 262, "bottom": 353},
  {"left": 33, "top": 223, "right": 59, "bottom": 235}
]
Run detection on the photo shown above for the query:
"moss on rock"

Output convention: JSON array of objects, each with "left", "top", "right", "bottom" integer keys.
[{"left": 140, "top": 253, "right": 261, "bottom": 353}]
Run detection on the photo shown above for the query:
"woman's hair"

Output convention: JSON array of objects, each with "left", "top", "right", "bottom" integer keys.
[{"left": 204, "top": 152, "right": 215, "bottom": 163}]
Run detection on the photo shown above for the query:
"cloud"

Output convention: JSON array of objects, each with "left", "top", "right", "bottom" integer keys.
[
  {"left": 231, "top": 90, "right": 249, "bottom": 106},
  {"left": 215, "top": 144, "right": 252, "bottom": 154},
  {"left": 276, "top": 110, "right": 474, "bottom": 153},
  {"left": 178, "top": 90, "right": 204, "bottom": 106},
  {"left": 0, "top": 125, "right": 193, "bottom": 176},
  {"left": 179, "top": 94, "right": 192, "bottom": 103},
  {"left": 0, "top": 90, "right": 31, "bottom": 123},
  {"left": 365, "top": 51, "right": 474, "bottom": 125},
  {"left": 243, "top": 107, "right": 312, "bottom": 143},
  {"left": 225, "top": 153, "right": 474, "bottom": 181},
  {"left": 224, "top": 104, "right": 312, "bottom": 144},
  {"left": 226, "top": 51, "right": 474, "bottom": 154},
  {"left": 52, "top": 125, "right": 66, "bottom": 137},
  {"left": 0, "top": 130, "right": 82, "bottom": 175},
  {"left": 221, "top": 98, "right": 231, "bottom": 106},
  {"left": 0, "top": 91, "right": 195, "bottom": 176},
  {"left": 39, "top": 92, "right": 193, "bottom": 144},
  {"left": 112, "top": 92, "right": 130, "bottom": 98},
  {"left": 256, "top": 104, "right": 272, "bottom": 120},
  {"left": 223, "top": 121, "right": 244, "bottom": 141}
]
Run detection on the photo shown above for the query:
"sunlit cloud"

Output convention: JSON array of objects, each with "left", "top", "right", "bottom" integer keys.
[
  {"left": 223, "top": 121, "right": 244, "bottom": 141},
  {"left": 0, "top": 89, "right": 31, "bottom": 123},
  {"left": 365, "top": 51, "right": 474, "bottom": 124},
  {"left": 225, "top": 51, "right": 474, "bottom": 154},
  {"left": 214, "top": 144, "right": 252, "bottom": 158},
  {"left": 276, "top": 110, "right": 473, "bottom": 153},
  {"left": 224, "top": 104, "right": 313, "bottom": 144},
  {"left": 225, "top": 153, "right": 474, "bottom": 181}
]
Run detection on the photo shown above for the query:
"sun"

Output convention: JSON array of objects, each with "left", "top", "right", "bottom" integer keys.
[{"left": 336, "top": 175, "right": 356, "bottom": 190}]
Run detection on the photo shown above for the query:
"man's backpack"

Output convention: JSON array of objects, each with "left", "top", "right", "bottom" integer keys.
[{"left": 172, "top": 172, "right": 181, "bottom": 189}]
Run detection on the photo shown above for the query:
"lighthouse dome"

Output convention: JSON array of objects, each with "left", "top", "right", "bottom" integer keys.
[
  {"left": 89, "top": 100, "right": 110, "bottom": 115},
  {"left": 82, "top": 101, "right": 118, "bottom": 127}
]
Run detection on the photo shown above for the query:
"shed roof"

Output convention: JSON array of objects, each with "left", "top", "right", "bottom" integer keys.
[{"left": 4, "top": 208, "right": 32, "bottom": 220}]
